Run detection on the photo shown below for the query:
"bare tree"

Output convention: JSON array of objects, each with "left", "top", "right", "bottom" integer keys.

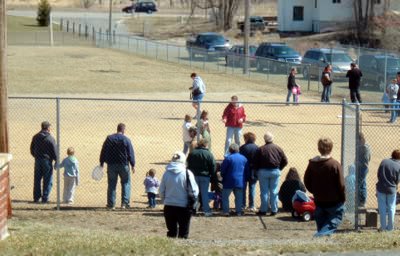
[{"left": 353, "top": 0, "right": 377, "bottom": 44}]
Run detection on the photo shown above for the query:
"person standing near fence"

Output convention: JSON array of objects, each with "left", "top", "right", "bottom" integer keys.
[
  {"left": 222, "top": 95, "right": 246, "bottom": 156},
  {"left": 321, "top": 65, "right": 333, "bottom": 103},
  {"left": 30, "top": 121, "right": 57, "bottom": 204},
  {"left": 304, "top": 137, "right": 345, "bottom": 237},
  {"left": 386, "top": 79, "right": 399, "bottom": 123},
  {"left": 376, "top": 149, "right": 400, "bottom": 232},
  {"left": 58, "top": 147, "right": 79, "bottom": 205},
  {"left": 100, "top": 123, "right": 135, "bottom": 210},
  {"left": 239, "top": 132, "right": 258, "bottom": 212},
  {"left": 286, "top": 68, "right": 299, "bottom": 104},
  {"left": 346, "top": 63, "right": 363, "bottom": 103},
  {"left": 357, "top": 133, "right": 371, "bottom": 208},
  {"left": 189, "top": 73, "right": 206, "bottom": 118},
  {"left": 186, "top": 139, "right": 216, "bottom": 217},
  {"left": 254, "top": 132, "right": 288, "bottom": 216}
]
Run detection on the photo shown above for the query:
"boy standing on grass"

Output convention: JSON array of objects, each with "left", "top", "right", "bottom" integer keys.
[
  {"left": 144, "top": 169, "right": 160, "bottom": 208},
  {"left": 59, "top": 147, "right": 79, "bottom": 205}
]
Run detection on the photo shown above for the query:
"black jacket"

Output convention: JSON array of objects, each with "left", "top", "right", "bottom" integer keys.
[
  {"left": 100, "top": 133, "right": 135, "bottom": 167},
  {"left": 279, "top": 179, "right": 306, "bottom": 211},
  {"left": 346, "top": 68, "right": 363, "bottom": 89},
  {"left": 30, "top": 130, "right": 57, "bottom": 162},
  {"left": 287, "top": 73, "right": 296, "bottom": 90},
  {"left": 254, "top": 143, "right": 288, "bottom": 171}
]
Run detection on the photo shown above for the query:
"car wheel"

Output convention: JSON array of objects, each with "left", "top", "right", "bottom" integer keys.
[
  {"left": 302, "top": 67, "right": 309, "bottom": 79},
  {"left": 256, "top": 61, "right": 263, "bottom": 72},
  {"left": 303, "top": 212, "right": 311, "bottom": 222},
  {"left": 147, "top": 10, "right": 152, "bottom": 14}
]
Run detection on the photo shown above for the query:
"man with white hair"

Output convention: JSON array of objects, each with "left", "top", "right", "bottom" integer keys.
[{"left": 254, "top": 132, "right": 288, "bottom": 216}]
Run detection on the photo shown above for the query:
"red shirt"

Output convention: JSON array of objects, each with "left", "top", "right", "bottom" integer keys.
[{"left": 222, "top": 103, "right": 246, "bottom": 128}]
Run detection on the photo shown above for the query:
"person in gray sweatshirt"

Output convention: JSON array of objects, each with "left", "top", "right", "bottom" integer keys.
[
  {"left": 376, "top": 149, "right": 400, "bottom": 231},
  {"left": 59, "top": 147, "right": 79, "bottom": 205},
  {"left": 159, "top": 152, "right": 199, "bottom": 239}
]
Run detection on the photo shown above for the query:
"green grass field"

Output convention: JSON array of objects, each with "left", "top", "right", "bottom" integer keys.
[{"left": 7, "top": 15, "right": 60, "bottom": 32}]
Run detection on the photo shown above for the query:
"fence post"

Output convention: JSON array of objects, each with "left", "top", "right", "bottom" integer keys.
[
  {"left": 196, "top": 100, "right": 201, "bottom": 142},
  {"left": 60, "top": 18, "right": 63, "bottom": 31},
  {"left": 166, "top": 44, "right": 169, "bottom": 62},
  {"left": 85, "top": 24, "right": 88, "bottom": 38},
  {"left": 128, "top": 36, "right": 130, "bottom": 51},
  {"left": 113, "top": 30, "right": 116, "bottom": 45},
  {"left": 145, "top": 40, "right": 148, "bottom": 56},
  {"left": 72, "top": 22, "right": 75, "bottom": 35},
  {"left": 136, "top": 38, "right": 139, "bottom": 53},
  {"left": 78, "top": 23, "right": 82, "bottom": 37},
  {"left": 66, "top": 20, "right": 69, "bottom": 32},
  {"left": 354, "top": 103, "right": 361, "bottom": 231},
  {"left": 155, "top": 42, "right": 158, "bottom": 60},
  {"left": 92, "top": 26, "right": 95, "bottom": 42},
  {"left": 56, "top": 98, "right": 61, "bottom": 211},
  {"left": 307, "top": 64, "right": 311, "bottom": 91},
  {"left": 178, "top": 46, "right": 180, "bottom": 63}
]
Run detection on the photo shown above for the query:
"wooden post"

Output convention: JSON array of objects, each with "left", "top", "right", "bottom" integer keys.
[{"left": 49, "top": 12, "right": 54, "bottom": 46}]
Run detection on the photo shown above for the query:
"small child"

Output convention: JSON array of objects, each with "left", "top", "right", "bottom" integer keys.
[
  {"left": 182, "top": 114, "right": 192, "bottom": 155},
  {"left": 386, "top": 79, "right": 399, "bottom": 123},
  {"left": 59, "top": 147, "right": 79, "bottom": 205},
  {"left": 197, "top": 110, "right": 211, "bottom": 150},
  {"left": 143, "top": 169, "right": 160, "bottom": 208}
]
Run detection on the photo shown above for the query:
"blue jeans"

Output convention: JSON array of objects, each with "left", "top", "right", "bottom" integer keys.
[
  {"left": 107, "top": 164, "right": 131, "bottom": 207},
  {"left": 321, "top": 85, "right": 332, "bottom": 102},
  {"left": 224, "top": 127, "right": 242, "bottom": 155},
  {"left": 242, "top": 179, "right": 257, "bottom": 208},
  {"left": 314, "top": 203, "right": 345, "bottom": 237},
  {"left": 148, "top": 192, "right": 156, "bottom": 208},
  {"left": 222, "top": 188, "right": 243, "bottom": 214},
  {"left": 390, "top": 99, "right": 398, "bottom": 123},
  {"left": 33, "top": 158, "right": 53, "bottom": 202},
  {"left": 258, "top": 168, "right": 281, "bottom": 213},
  {"left": 195, "top": 176, "right": 211, "bottom": 213},
  {"left": 358, "top": 167, "right": 368, "bottom": 205},
  {"left": 377, "top": 192, "right": 397, "bottom": 231},
  {"left": 183, "top": 141, "right": 191, "bottom": 155},
  {"left": 286, "top": 89, "right": 297, "bottom": 103}
]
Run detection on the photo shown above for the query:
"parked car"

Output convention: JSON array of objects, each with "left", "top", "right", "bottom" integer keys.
[
  {"left": 237, "top": 16, "right": 265, "bottom": 33},
  {"left": 301, "top": 48, "right": 353, "bottom": 79},
  {"left": 358, "top": 54, "right": 400, "bottom": 91},
  {"left": 122, "top": 1, "right": 157, "bottom": 14},
  {"left": 225, "top": 45, "right": 257, "bottom": 67},
  {"left": 255, "top": 42, "right": 302, "bottom": 73},
  {"left": 186, "top": 32, "right": 230, "bottom": 59},
  {"left": 122, "top": 3, "right": 136, "bottom": 13}
]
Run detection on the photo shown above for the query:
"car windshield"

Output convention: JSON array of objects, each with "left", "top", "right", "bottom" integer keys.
[
  {"left": 274, "top": 46, "right": 297, "bottom": 55},
  {"left": 237, "top": 46, "right": 257, "bottom": 54},
  {"left": 379, "top": 58, "right": 400, "bottom": 68},
  {"left": 326, "top": 53, "right": 353, "bottom": 63},
  {"left": 202, "top": 35, "right": 226, "bottom": 45}
]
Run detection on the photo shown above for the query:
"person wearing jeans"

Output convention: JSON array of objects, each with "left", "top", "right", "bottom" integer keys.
[
  {"left": 254, "top": 132, "right": 288, "bottom": 216},
  {"left": 222, "top": 95, "right": 246, "bottom": 156},
  {"left": 357, "top": 133, "right": 371, "bottom": 207},
  {"left": 100, "top": 123, "right": 136, "bottom": 209},
  {"left": 346, "top": 63, "right": 363, "bottom": 103},
  {"left": 387, "top": 79, "right": 399, "bottom": 123},
  {"left": 304, "top": 137, "right": 345, "bottom": 237},
  {"left": 376, "top": 150, "right": 400, "bottom": 231},
  {"left": 221, "top": 144, "right": 247, "bottom": 216},
  {"left": 239, "top": 132, "right": 259, "bottom": 211},
  {"left": 286, "top": 68, "right": 299, "bottom": 104},
  {"left": 30, "top": 121, "right": 57, "bottom": 203},
  {"left": 187, "top": 139, "right": 216, "bottom": 217},
  {"left": 321, "top": 65, "right": 332, "bottom": 103}
]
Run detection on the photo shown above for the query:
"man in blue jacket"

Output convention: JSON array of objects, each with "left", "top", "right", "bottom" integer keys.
[
  {"left": 100, "top": 123, "right": 135, "bottom": 209},
  {"left": 221, "top": 143, "right": 247, "bottom": 216}
]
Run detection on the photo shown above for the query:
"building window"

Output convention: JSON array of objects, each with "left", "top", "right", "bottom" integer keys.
[
  {"left": 333, "top": 0, "right": 341, "bottom": 3},
  {"left": 293, "top": 6, "right": 304, "bottom": 21}
]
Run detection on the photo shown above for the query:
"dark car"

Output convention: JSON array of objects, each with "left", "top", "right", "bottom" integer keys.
[
  {"left": 225, "top": 45, "right": 257, "bottom": 67},
  {"left": 122, "top": 3, "right": 136, "bottom": 13},
  {"left": 122, "top": 1, "right": 157, "bottom": 14},
  {"left": 301, "top": 48, "right": 353, "bottom": 80},
  {"left": 255, "top": 43, "right": 302, "bottom": 73},
  {"left": 237, "top": 16, "right": 265, "bottom": 33},
  {"left": 358, "top": 54, "right": 400, "bottom": 91},
  {"left": 186, "top": 32, "right": 230, "bottom": 59}
]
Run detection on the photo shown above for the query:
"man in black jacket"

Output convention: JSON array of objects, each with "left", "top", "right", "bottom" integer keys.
[
  {"left": 30, "top": 121, "right": 57, "bottom": 203},
  {"left": 286, "top": 68, "right": 298, "bottom": 104},
  {"left": 346, "top": 63, "right": 363, "bottom": 103}
]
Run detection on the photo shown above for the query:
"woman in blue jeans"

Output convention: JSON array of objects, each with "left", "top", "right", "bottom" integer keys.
[{"left": 254, "top": 132, "right": 288, "bottom": 216}]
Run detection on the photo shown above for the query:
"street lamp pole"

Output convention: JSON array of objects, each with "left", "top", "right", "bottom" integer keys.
[{"left": 243, "top": 0, "right": 250, "bottom": 74}]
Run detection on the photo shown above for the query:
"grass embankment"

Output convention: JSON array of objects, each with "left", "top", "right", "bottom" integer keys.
[{"left": 7, "top": 15, "right": 60, "bottom": 32}]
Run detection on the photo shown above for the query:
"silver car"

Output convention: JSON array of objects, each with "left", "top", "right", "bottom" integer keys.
[{"left": 302, "top": 48, "right": 353, "bottom": 79}]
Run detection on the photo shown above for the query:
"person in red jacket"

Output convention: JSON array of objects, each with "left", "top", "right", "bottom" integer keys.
[{"left": 222, "top": 95, "right": 246, "bottom": 156}]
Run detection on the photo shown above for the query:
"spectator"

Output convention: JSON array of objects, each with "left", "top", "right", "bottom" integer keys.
[
  {"left": 278, "top": 167, "right": 306, "bottom": 212},
  {"left": 321, "top": 65, "right": 333, "bottom": 103},
  {"left": 376, "top": 149, "right": 400, "bottom": 232},
  {"left": 159, "top": 152, "right": 199, "bottom": 239},
  {"left": 187, "top": 139, "right": 216, "bottom": 217},
  {"left": 221, "top": 143, "right": 247, "bottom": 216},
  {"left": 346, "top": 63, "right": 363, "bottom": 103},
  {"left": 386, "top": 79, "right": 399, "bottom": 123},
  {"left": 286, "top": 68, "right": 299, "bottom": 104},
  {"left": 304, "top": 137, "right": 345, "bottom": 237},
  {"left": 255, "top": 132, "right": 288, "bottom": 216},
  {"left": 187, "top": 127, "right": 198, "bottom": 154},
  {"left": 100, "top": 123, "right": 135, "bottom": 210},
  {"left": 396, "top": 72, "right": 400, "bottom": 113},
  {"left": 357, "top": 133, "right": 371, "bottom": 207},
  {"left": 182, "top": 115, "right": 192, "bottom": 155},
  {"left": 239, "top": 132, "right": 258, "bottom": 212},
  {"left": 222, "top": 95, "right": 246, "bottom": 155},
  {"left": 30, "top": 121, "right": 57, "bottom": 204},
  {"left": 189, "top": 73, "right": 206, "bottom": 118},
  {"left": 59, "top": 147, "right": 79, "bottom": 205},
  {"left": 197, "top": 110, "right": 211, "bottom": 150},
  {"left": 143, "top": 169, "right": 160, "bottom": 208}
]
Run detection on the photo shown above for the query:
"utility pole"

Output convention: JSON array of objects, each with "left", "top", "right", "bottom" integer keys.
[
  {"left": 108, "top": 0, "right": 112, "bottom": 46},
  {"left": 0, "top": 0, "right": 9, "bottom": 153},
  {"left": 243, "top": 0, "right": 250, "bottom": 74}
]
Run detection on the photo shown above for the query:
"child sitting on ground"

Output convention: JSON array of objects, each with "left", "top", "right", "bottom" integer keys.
[
  {"left": 143, "top": 169, "right": 160, "bottom": 208},
  {"left": 59, "top": 147, "right": 79, "bottom": 205},
  {"left": 211, "top": 162, "right": 223, "bottom": 210}
]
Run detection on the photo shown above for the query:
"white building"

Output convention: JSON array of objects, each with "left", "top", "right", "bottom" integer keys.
[{"left": 278, "top": 0, "right": 398, "bottom": 33}]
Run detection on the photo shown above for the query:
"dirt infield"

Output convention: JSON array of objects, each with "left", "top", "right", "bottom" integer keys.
[{"left": 7, "top": 46, "right": 399, "bottom": 212}]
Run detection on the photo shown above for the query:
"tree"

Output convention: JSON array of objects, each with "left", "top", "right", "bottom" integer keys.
[
  {"left": 82, "top": 0, "right": 96, "bottom": 9},
  {"left": 37, "top": 0, "right": 51, "bottom": 27}
]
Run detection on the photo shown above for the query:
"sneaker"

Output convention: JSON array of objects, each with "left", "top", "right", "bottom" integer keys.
[
  {"left": 270, "top": 212, "right": 278, "bottom": 216},
  {"left": 121, "top": 204, "right": 130, "bottom": 209},
  {"left": 106, "top": 205, "right": 116, "bottom": 211},
  {"left": 236, "top": 212, "right": 244, "bottom": 217},
  {"left": 204, "top": 212, "right": 213, "bottom": 217},
  {"left": 248, "top": 207, "right": 257, "bottom": 212},
  {"left": 256, "top": 211, "right": 267, "bottom": 216}
]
